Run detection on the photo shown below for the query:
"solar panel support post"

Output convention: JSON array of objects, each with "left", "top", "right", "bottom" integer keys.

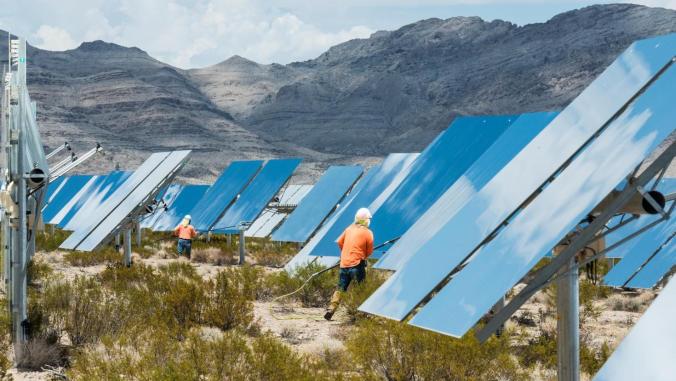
[
  {"left": 135, "top": 221, "right": 142, "bottom": 247},
  {"left": 477, "top": 141, "right": 675, "bottom": 344},
  {"left": 237, "top": 221, "right": 250, "bottom": 265},
  {"left": 557, "top": 257, "right": 579, "bottom": 381},
  {"left": 115, "top": 233, "right": 121, "bottom": 250},
  {"left": 123, "top": 229, "right": 132, "bottom": 267}
]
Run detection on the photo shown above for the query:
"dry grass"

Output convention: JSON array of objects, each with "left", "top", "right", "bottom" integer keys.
[{"left": 191, "top": 247, "right": 238, "bottom": 266}]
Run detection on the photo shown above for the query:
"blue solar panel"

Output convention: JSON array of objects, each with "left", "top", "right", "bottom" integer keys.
[
  {"left": 151, "top": 185, "right": 209, "bottom": 231},
  {"left": 365, "top": 115, "right": 515, "bottom": 259},
  {"left": 140, "top": 183, "right": 184, "bottom": 229},
  {"left": 45, "top": 177, "right": 65, "bottom": 202},
  {"left": 604, "top": 216, "right": 676, "bottom": 287},
  {"left": 375, "top": 112, "right": 558, "bottom": 271},
  {"left": 603, "top": 178, "right": 676, "bottom": 259},
  {"left": 593, "top": 276, "right": 676, "bottom": 381},
  {"left": 190, "top": 160, "right": 263, "bottom": 231},
  {"left": 359, "top": 33, "right": 676, "bottom": 322},
  {"left": 297, "top": 153, "right": 419, "bottom": 261},
  {"left": 59, "top": 171, "right": 132, "bottom": 230},
  {"left": 272, "top": 166, "right": 363, "bottom": 243},
  {"left": 212, "top": 158, "right": 301, "bottom": 234},
  {"left": 407, "top": 63, "right": 676, "bottom": 337},
  {"left": 42, "top": 175, "right": 94, "bottom": 224},
  {"left": 625, "top": 236, "right": 675, "bottom": 289}
]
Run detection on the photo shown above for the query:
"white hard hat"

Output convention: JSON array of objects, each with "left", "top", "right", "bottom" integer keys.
[
  {"left": 184, "top": 215, "right": 191, "bottom": 220},
  {"left": 355, "top": 208, "right": 372, "bottom": 220}
]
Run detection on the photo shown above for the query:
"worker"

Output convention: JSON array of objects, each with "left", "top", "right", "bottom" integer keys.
[
  {"left": 173, "top": 214, "right": 197, "bottom": 258},
  {"left": 324, "top": 207, "right": 374, "bottom": 321}
]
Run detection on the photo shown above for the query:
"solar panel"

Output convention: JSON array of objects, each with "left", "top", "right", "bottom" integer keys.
[
  {"left": 604, "top": 217, "right": 676, "bottom": 287},
  {"left": 279, "top": 185, "right": 313, "bottom": 205},
  {"left": 359, "top": 33, "right": 676, "bottom": 322},
  {"left": 59, "top": 171, "right": 132, "bottom": 230},
  {"left": 60, "top": 151, "right": 190, "bottom": 251},
  {"left": 42, "top": 175, "right": 93, "bottom": 224},
  {"left": 246, "top": 210, "right": 287, "bottom": 238},
  {"left": 272, "top": 166, "right": 363, "bottom": 243},
  {"left": 406, "top": 63, "right": 676, "bottom": 337},
  {"left": 286, "top": 153, "right": 418, "bottom": 272},
  {"left": 48, "top": 175, "right": 103, "bottom": 226},
  {"left": 212, "top": 158, "right": 301, "bottom": 234},
  {"left": 375, "top": 112, "right": 558, "bottom": 271},
  {"left": 139, "top": 183, "right": 183, "bottom": 229},
  {"left": 366, "top": 115, "right": 516, "bottom": 258},
  {"left": 593, "top": 275, "right": 676, "bottom": 381},
  {"left": 603, "top": 178, "right": 676, "bottom": 259},
  {"left": 150, "top": 185, "right": 209, "bottom": 231},
  {"left": 44, "top": 177, "right": 65, "bottom": 202},
  {"left": 625, "top": 237, "right": 675, "bottom": 289},
  {"left": 190, "top": 160, "right": 263, "bottom": 231}
]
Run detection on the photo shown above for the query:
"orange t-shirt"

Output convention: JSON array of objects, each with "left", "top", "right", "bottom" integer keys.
[
  {"left": 174, "top": 225, "right": 197, "bottom": 240},
  {"left": 337, "top": 224, "right": 374, "bottom": 268}
]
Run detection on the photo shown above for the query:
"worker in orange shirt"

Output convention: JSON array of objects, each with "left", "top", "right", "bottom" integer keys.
[
  {"left": 173, "top": 215, "right": 197, "bottom": 258},
  {"left": 324, "top": 207, "right": 374, "bottom": 320}
]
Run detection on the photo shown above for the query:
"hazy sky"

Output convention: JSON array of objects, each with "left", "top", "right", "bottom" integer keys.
[{"left": 1, "top": 1, "right": 674, "bottom": 68}]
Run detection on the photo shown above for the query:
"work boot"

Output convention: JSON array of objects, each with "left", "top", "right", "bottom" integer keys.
[{"left": 324, "top": 290, "right": 342, "bottom": 320}]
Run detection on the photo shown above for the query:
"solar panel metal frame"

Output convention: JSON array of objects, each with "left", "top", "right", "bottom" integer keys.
[{"left": 150, "top": 184, "right": 209, "bottom": 232}]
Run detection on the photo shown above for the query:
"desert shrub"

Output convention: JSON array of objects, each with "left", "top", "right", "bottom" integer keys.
[
  {"left": 204, "top": 269, "right": 254, "bottom": 331},
  {"left": 63, "top": 247, "right": 123, "bottom": 267},
  {"left": 581, "top": 341, "right": 611, "bottom": 375},
  {"left": 515, "top": 326, "right": 558, "bottom": 370},
  {"left": 34, "top": 228, "right": 71, "bottom": 252},
  {"left": 0, "top": 297, "right": 12, "bottom": 376},
  {"left": 347, "top": 318, "right": 526, "bottom": 381},
  {"left": 265, "top": 262, "right": 337, "bottom": 307},
  {"left": 68, "top": 329, "right": 332, "bottom": 381},
  {"left": 16, "top": 337, "right": 67, "bottom": 370},
  {"left": 191, "top": 246, "right": 237, "bottom": 265},
  {"left": 248, "top": 238, "right": 297, "bottom": 267},
  {"left": 27, "top": 259, "right": 54, "bottom": 286}
]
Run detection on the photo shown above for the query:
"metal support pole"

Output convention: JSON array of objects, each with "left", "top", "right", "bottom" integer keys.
[
  {"left": 123, "top": 229, "right": 132, "bottom": 267},
  {"left": 226, "top": 234, "right": 231, "bottom": 246},
  {"left": 557, "top": 258, "right": 580, "bottom": 381},
  {"left": 136, "top": 221, "right": 142, "bottom": 247},
  {"left": 206, "top": 232, "right": 211, "bottom": 243},
  {"left": 238, "top": 229, "right": 246, "bottom": 265},
  {"left": 115, "top": 233, "right": 121, "bottom": 250}
]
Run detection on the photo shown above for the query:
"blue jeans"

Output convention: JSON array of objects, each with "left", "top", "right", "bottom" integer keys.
[
  {"left": 177, "top": 239, "right": 192, "bottom": 257},
  {"left": 338, "top": 261, "right": 366, "bottom": 292}
]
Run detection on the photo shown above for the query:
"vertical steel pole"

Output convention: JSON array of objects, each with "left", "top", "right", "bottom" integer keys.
[
  {"left": 136, "top": 221, "right": 142, "bottom": 247},
  {"left": 123, "top": 229, "right": 132, "bottom": 267},
  {"left": 238, "top": 229, "right": 245, "bottom": 265},
  {"left": 557, "top": 257, "right": 580, "bottom": 381}
]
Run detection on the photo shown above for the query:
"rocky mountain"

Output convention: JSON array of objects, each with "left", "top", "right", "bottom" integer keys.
[{"left": 3, "top": 4, "right": 676, "bottom": 181}]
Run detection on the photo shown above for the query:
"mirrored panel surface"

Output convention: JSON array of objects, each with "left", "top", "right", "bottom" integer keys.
[
  {"left": 376, "top": 112, "right": 558, "bottom": 270},
  {"left": 408, "top": 64, "right": 676, "bottom": 337},
  {"left": 359, "top": 33, "right": 676, "bottom": 321},
  {"left": 213, "top": 158, "right": 301, "bottom": 234},
  {"left": 272, "top": 166, "right": 363, "bottom": 243},
  {"left": 140, "top": 183, "right": 183, "bottom": 229},
  {"left": 60, "top": 171, "right": 132, "bottom": 230},
  {"left": 604, "top": 213, "right": 676, "bottom": 287},
  {"left": 367, "top": 115, "right": 515, "bottom": 259},
  {"left": 48, "top": 175, "right": 103, "bottom": 226},
  {"left": 42, "top": 175, "right": 93, "bottom": 224},
  {"left": 252, "top": 211, "right": 287, "bottom": 238},
  {"left": 625, "top": 236, "right": 675, "bottom": 289},
  {"left": 303, "top": 153, "right": 418, "bottom": 259},
  {"left": 190, "top": 160, "right": 263, "bottom": 231},
  {"left": 151, "top": 185, "right": 209, "bottom": 231},
  {"left": 593, "top": 275, "right": 676, "bottom": 381}
]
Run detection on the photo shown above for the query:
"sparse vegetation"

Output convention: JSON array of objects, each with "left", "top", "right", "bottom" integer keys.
[{"left": 63, "top": 247, "right": 123, "bottom": 267}]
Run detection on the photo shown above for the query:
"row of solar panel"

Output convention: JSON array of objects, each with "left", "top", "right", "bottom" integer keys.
[{"left": 44, "top": 157, "right": 369, "bottom": 248}]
